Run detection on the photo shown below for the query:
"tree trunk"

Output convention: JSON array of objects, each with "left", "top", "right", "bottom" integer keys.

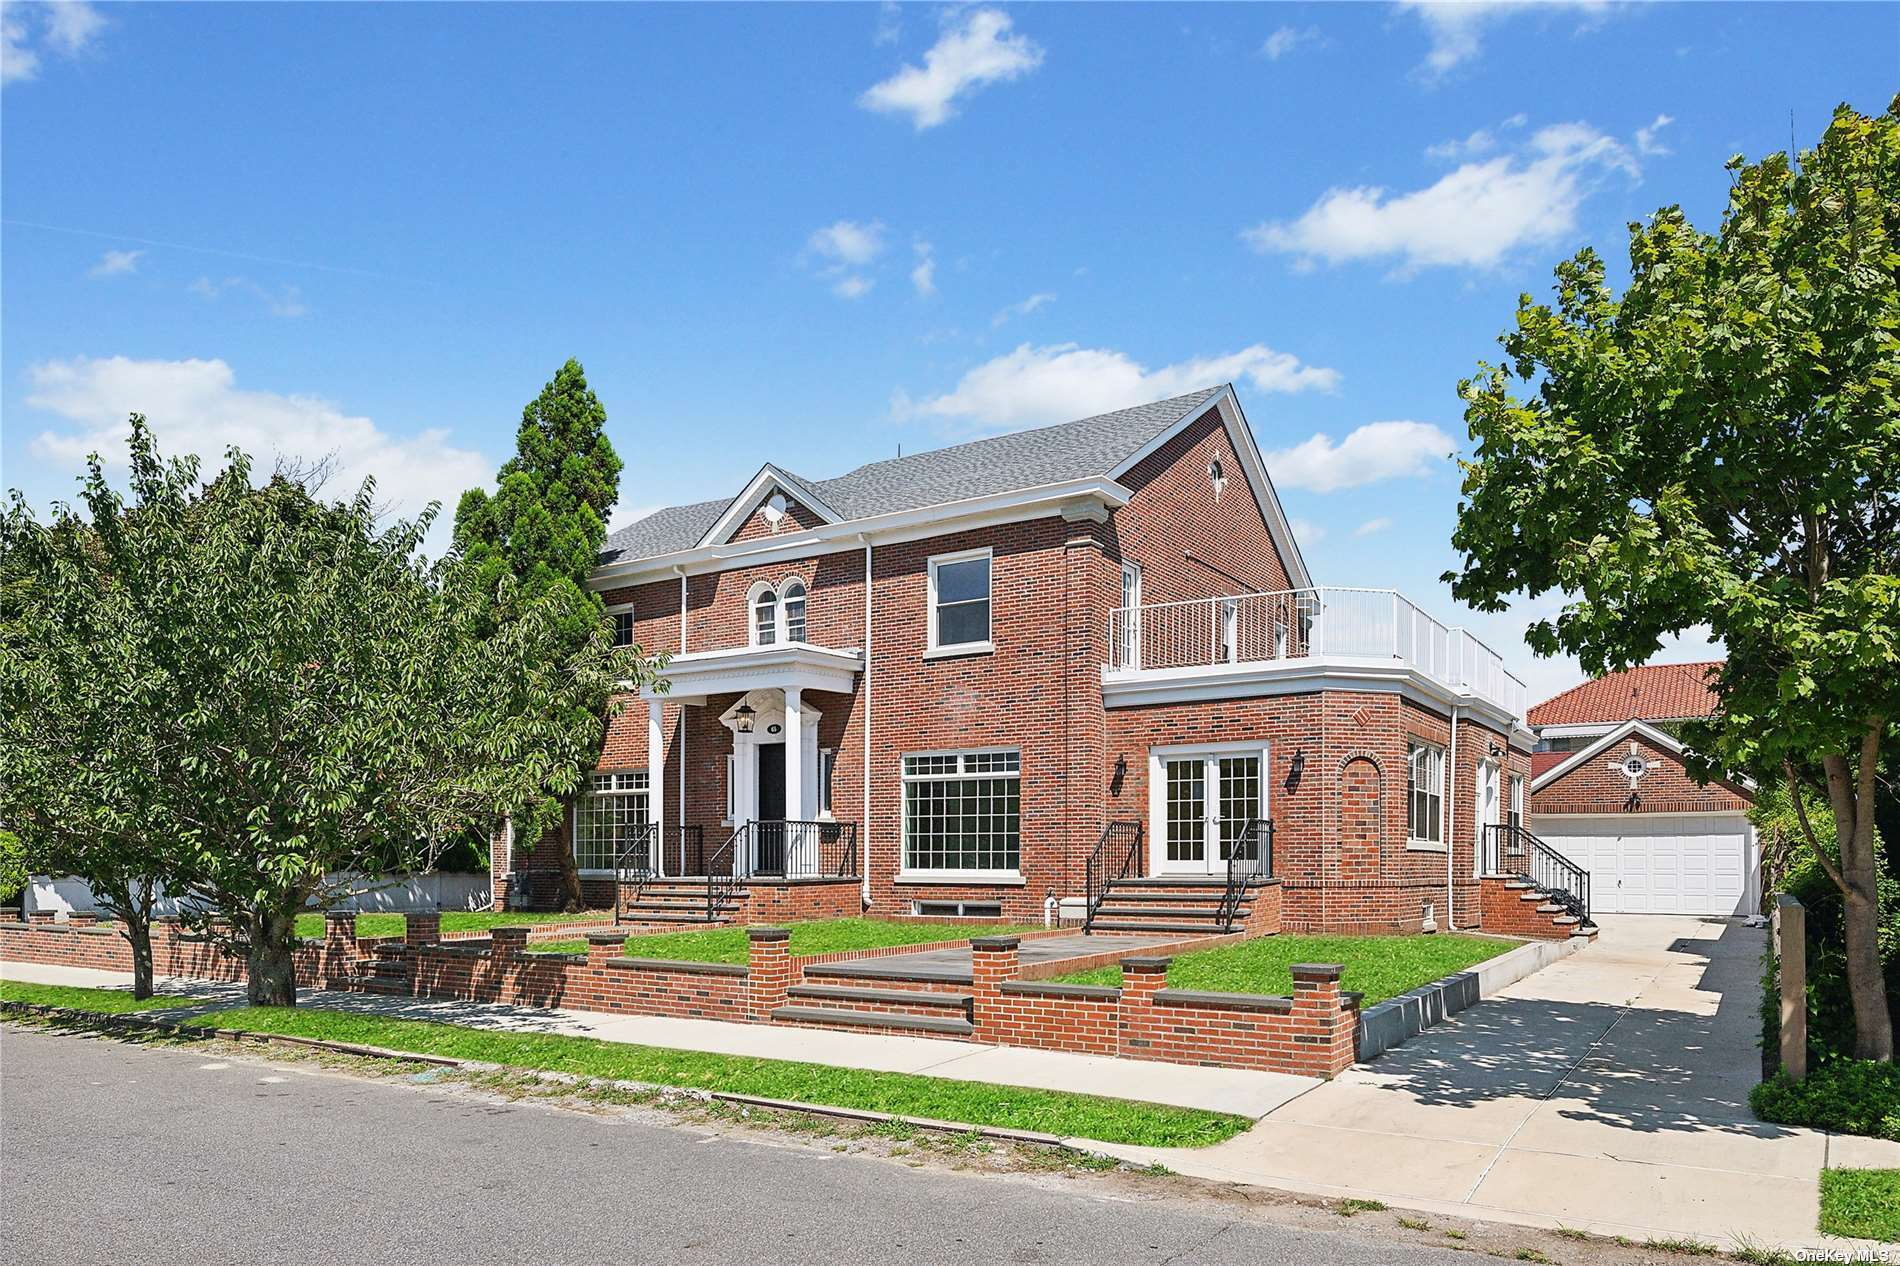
[
  {"left": 246, "top": 908, "right": 300, "bottom": 1007},
  {"left": 1842, "top": 884, "right": 1894, "bottom": 1061},
  {"left": 1824, "top": 740, "right": 1894, "bottom": 1063},
  {"left": 555, "top": 818, "right": 584, "bottom": 913},
  {"left": 123, "top": 914, "right": 155, "bottom": 1000}
]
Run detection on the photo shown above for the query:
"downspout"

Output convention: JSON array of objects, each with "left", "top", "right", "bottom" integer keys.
[
  {"left": 861, "top": 536, "right": 873, "bottom": 906},
  {"left": 677, "top": 566, "right": 688, "bottom": 878},
  {"left": 1445, "top": 704, "right": 1461, "bottom": 931}
]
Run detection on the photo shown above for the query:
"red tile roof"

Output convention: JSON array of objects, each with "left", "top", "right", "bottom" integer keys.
[{"left": 1528, "top": 661, "right": 1723, "bottom": 727}]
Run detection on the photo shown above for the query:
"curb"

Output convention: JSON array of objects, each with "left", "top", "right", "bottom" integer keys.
[
  {"left": 1354, "top": 933, "right": 1593, "bottom": 1062},
  {"left": 0, "top": 1000, "right": 1112, "bottom": 1155}
]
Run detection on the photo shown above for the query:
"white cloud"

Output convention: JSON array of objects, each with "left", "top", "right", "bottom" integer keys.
[
  {"left": 895, "top": 342, "right": 1339, "bottom": 432},
  {"left": 21, "top": 356, "right": 491, "bottom": 549},
  {"left": 1260, "top": 24, "right": 1321, "bottom": 60},
  {"left": 1243, "top": 120, "right": 1636, "bottom": 272},
  {"left": 1290, "top": 517, "right": 1327, "bottom": 544},
  {"left": 1425, "top": 113, "right": 1526, "bottom": 160},
  {"left": 910, "top": 241, "right": 937, "bottom": 297},
  {"left": 1400, "top": 1, "right": 1608, "bottom": 80},
  {"left": 1635, "top": 112, "right": 1674, "bottom": 155},
  {"left": 832, "top": 275, "right": 874, "bottom": 300},
  {"left": 873, "top": 0, "right": 901, "bottom": 46},
  {"left": 806, "top": 219, "right": 887, "bottom": 267},
  {"left": 1354, "top": 516, "right": 1394, "bottom": 537},
  {"left": 86, "top": 247, "right": 142, "bottom": 278},
  {"left": 1265, "top": 420, "right": 1453, "bottom": 492},
  {"left": 188, "top": 274, "right": 308, "bottom": 318},
  {"left": 2, "top": 0, "right": 104, "bottom": 84},
  {"left": 859, "top": 7, "right": 1043, "bottom": 130},
  {"left": 990, "top": 291, "right": 1054, "bottom": 328}
]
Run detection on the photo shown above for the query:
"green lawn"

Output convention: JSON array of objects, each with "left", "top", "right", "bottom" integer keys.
[
  {"left": 291, "top": 909, "right": 613, "bottom": 941},
  {"left": 1052, "top": 933, "right": 1515, "bottom": 1006},
  {"left": 0, "top": 980, "right": 213, "bottom": 1013},
  {"left": 1818, "top": 1168, "right": 1900, "bottom": 1242},
  {"left": 168, "top": 1004, "right": 1245, "bottom": 1148},
  {"left": 539, "top": 917, "right": 1043, "bottom": 963}
]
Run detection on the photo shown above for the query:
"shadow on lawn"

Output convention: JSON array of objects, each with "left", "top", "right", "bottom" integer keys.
[{"left": 1357, "top": 919, "right": 1792, "bottom": 1139}]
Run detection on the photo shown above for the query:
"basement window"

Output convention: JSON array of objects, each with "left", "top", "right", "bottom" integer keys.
[{"left": 912, "top": 900, "right": 1004, "bottom": 919}]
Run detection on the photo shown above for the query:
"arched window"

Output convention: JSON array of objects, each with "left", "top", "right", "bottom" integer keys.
[
  {"left": 753, "top": 587, "right": 778, "bottom": 645},
  {"left": 782, "top": 579, "right": 807, "bottom": 642}
]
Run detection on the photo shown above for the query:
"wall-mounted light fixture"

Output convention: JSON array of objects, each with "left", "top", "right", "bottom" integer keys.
[
  {"left": 732, "top": 702, "right": 756, "bottom": 734},
  {"left": 1289, "top": 749, "right": 1306, "bottom": 781},
  {"left": 1488, "top": 742, "right": 1503, "bottom": 758}
]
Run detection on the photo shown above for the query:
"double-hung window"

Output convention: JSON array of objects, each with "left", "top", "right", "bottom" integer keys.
[
  {"left": 1507, "top": 774, "right": 1525, "bottom": 836},
  {"left": 1406, "top": 742, "right": 1445, "bottom": 847},
  {"left": 753, "top": 588, "right": 778, "bottom": 645},
  {"left": 927, "top": 548, "right": 991, "bottom": 654},
  {"left": 609, "top": 608, "right": 635, "bottom": 647},
  {"left": 902, "top": 749, "right": 1020, "bottom": 874},
  {"left": 573, "top": 771, "right": 649, "bottom": 871},
  {"left": 782, "top": 580, "right": 807, "bottom": 642}
]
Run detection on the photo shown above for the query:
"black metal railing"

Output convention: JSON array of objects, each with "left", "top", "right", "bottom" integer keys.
[
  {"left": 1483, "top": 822, "right": 1593, "bottom": 926},
  {"left": 704, "top": 826, "right": 744, "bottom": 922},
  {"left": 662, "top": 824, "right": 710, "bottom": 877},
  {"left": 612, "top": 823, "right": 658, "bottom": 925},
  {"left": 747, "top": 820, "right": 860, "bottom": 880},
  {"left": 1082, "top": 821, "right": 1144, "bottom": 932},
  {"left": 1217, "top": 818, "right": 1273, "bottom": 930}
]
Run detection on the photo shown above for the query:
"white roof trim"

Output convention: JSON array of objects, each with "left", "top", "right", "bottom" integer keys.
[
  {"left": 696, "top": 464, "right": 846, "bottom": 548},
  {"left": 640, "top": 641, "right": 864, "bottom": 703},
  {"left": 591, "top": 476, "right": 1131, "bottom": 587},
  {"left": 1106, "top": 384, "right": 1315, "bottom": 591},
  {"left": 1530, "top": 718, "right": 1686, "bottom": 792}
]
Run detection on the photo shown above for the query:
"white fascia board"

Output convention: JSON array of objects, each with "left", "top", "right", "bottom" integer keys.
[
  {"left": 1532, "top": 721, "right": 1620, "bottom": 740},
  {"left": 590, "top": 477, "right": 1131, "bottom": 589},
  {"left": 695, "top": 464, "right": 846, "bottom": 549},
  {"left": 1101, "top": 655, "right": 1527, "bottom": 738},
  {"left": 637, "top": 641, "right": 865, "bottom": 703},
  {"left": 1106, "top": 385, "right": 1315, "bottom": 592}
]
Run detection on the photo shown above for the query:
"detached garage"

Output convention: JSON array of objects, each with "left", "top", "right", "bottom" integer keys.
[{"left": 1526, "top": 663, "right": 1759, "bottom": 919}]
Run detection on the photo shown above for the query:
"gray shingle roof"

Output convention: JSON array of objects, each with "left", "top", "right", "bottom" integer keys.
[{"left": 599, "top": 386, "right": 1224, "bottom": 567}]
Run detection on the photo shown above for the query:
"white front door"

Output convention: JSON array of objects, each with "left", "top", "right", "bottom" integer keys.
[
  {"left": 1153, "top": 746, "right": 1267, "bottom": 875},
  {"left": 1474, "top": 760, "right": 1501, "bottom": 875}
]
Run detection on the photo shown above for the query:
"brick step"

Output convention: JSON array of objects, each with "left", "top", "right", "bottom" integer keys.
[
  {"left": 1105, "top": 876, "right": 1267, "bottom": 889},
  {"left": 615, "top": 908, "right": 738, "bottom": 923},
  {"left": 1091, "top": 904, "right": 1237, "bottom": 921},
  {"left": 1095, "top": 889, "right": 1241, "bottom": 905},
  {"left": 769, "top": 1005, "right": 974, "bottom": 1037},
  {"left": 785, "top": 983, "right": 974, "bottom": 1018},
  {"left": 1086, "top": 920, "right": 1231, "bottom": 935}
]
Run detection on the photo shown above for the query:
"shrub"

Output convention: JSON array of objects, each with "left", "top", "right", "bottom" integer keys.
[{"left": 1750, "top": 1059, "right": 1900, "bottom": 1142}]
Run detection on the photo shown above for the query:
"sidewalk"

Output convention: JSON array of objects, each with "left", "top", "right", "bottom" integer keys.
[{"left": 0, "top": 959, "right": 1316, "bottom": 1118}]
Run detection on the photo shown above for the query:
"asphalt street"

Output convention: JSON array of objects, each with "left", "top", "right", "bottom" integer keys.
[{"left": 0, "top": 1023, "right": 1485, "bottom": 1266}]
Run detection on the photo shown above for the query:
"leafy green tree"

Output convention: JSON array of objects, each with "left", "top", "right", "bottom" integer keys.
[
  {"left": 0, "top": 426, "right": 202, "bottom": 997},
  {"left": 454, "top": 359, "right": 634, "bottom": 909},
  {"left": 1447, "top": 99, "right": 1900, "bottom": 1060}
]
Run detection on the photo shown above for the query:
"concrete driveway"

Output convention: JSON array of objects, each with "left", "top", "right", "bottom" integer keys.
[{"left": 1111, "top": 915, "right": 1900, "bottom": 1250}]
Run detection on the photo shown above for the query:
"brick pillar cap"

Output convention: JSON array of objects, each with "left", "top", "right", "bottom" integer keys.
[
  {"left": 1290, "top": 962, "right": 1345, "bottom": 982},
  {"left": 490, "top": 925, "right": 531, "bottom": 937},
  {"left": 1119, "top": 955, "right": 1172, "bottom": 971},
  {"left": 585, "top": 930, "right": 626, "bottom": 945},
  {"left": 323, "top": 910, "right": 358, "bottom": 922},
  {"left": 747, "top": 927, "right": 791, "bottom": 942},
  {"left": 969, "top": 935, "right": 1021, "bottom": 950}
]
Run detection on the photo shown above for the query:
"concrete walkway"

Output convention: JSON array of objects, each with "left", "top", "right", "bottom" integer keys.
[
  {"left": 0, "top": 959, "right": 1315, "bottom": 1118},
  {"left": 1093, "top": 915, "right": 1900, "bottom": 1252}
]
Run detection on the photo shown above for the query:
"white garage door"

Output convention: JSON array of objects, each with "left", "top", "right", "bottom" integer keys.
[{"left": 1528, "top": 814, "right": 1755, "bottom": 916}]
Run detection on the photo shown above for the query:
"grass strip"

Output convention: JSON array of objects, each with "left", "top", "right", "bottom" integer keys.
[
  {"left": 0, "top": 980, "right": 214, "bottom": 1013},
  {"left": 175, "top": 1003, "right": 1247, "bottom": 1148},
  {"left": 1052, "top": 933, "right": 1514, "bottom": 1005},
  {"left": 538, "top": 917, "right": 1045, "bottom": 963},
  {"left": 291, "top": 910, "right": 616, "bottom": 941},
  {"left": 1817, "top": 1167, "right": 1900, "bottom": 1243}
]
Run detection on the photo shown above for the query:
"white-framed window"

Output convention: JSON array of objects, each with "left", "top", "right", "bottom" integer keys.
[
  {"left": 607, "top": 605, "right": 635, "bottom": 647},
  {"left": 782, "top": 579, "right": 807, "bottom": 642},
  {"left": 902, "top": 749, "right": 1020, "bottom": 873},
  {"left": 926, "top": 548, "right": 992, "bottom": 655},
  {"left": 818, "top": 748, "right": 836, "bottom": 816},
  {"left": 1508, "top": 773, "right": 1525, "bottom": 835},
  {"left": 1407, "top": 742, "right": 1445, "bottom": 847},
  {"left": 573, "top": 770, "right": 649, "bottom": 871},
  {"left": 752, "top": 585, "right": 778, "bottom": 646},
  {"left": 725, "top": 754, "right": 738, "bottom": 822}
]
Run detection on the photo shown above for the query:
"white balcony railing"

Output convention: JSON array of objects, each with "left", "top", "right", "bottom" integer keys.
[{"left": 1107, "top": 586, "right": 1528, "bottom": 722}]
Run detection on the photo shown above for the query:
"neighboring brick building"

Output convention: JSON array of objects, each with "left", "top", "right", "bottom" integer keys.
[
  {"left": 1527, "top": 662, "right": 1758, "bottom": 916},
  {"left": 495, "top": 384, "right": 1537, "bottom": 935}
]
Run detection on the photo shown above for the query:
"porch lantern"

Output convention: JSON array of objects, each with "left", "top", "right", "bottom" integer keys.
[{"left": 732, "top": 701, "right": 757, "bottom": 734}]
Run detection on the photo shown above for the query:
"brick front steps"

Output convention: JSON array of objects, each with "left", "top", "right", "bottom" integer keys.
[
  {"left": 612, "top": 876, "right": 864, "bottom": 928},
  {"left": 1478, "top": 875, "right": 1598, "bottom": 941},
  {"left": 1087, "top": 876, "right": 1280, "bottom": 937}
]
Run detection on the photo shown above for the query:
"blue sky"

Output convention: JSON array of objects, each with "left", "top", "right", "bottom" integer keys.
[{"left": 3, "top": 1, "right": 1894, "bottom": 702}]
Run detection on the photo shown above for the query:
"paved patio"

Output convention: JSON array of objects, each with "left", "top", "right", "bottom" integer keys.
[
  {"left": 1093, "top": 914, "right": 1900, "bottom": 1251},
  {"left": 803, "top": 931, "right": 1181, "bottom": 983}
]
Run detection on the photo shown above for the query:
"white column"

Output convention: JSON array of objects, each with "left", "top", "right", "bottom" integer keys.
[
  {"left": 783, "top": 687, "right": 805, "bottom": 822},
  {"left": 648, "top": 700, "right": 666, "bottom": 864}
]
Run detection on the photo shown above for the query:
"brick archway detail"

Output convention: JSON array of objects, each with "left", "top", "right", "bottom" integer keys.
[{"left": 1338, "top": 752, "right": 1383, "bottom": 882}]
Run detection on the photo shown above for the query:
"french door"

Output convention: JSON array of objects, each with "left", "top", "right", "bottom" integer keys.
[{"left": 1153, "top": 746, "right": 1267, "bottom": 875}]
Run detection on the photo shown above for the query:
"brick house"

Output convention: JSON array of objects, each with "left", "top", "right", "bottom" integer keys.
[
  {"left": 493, "top": 384, "right": 1539, "bottom": 935},
  {"left": 1527, "top": 662, "right": 1759, "bottom": 916}
]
